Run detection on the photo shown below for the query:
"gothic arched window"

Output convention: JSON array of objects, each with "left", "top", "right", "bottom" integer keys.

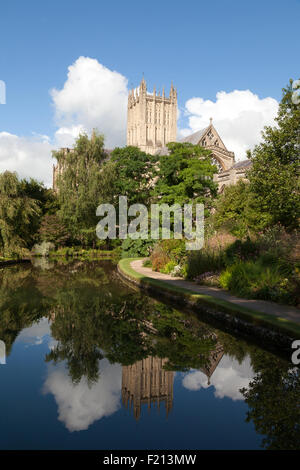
[{"left": 211, "top": 156, "right": 223, "bottom": 173}]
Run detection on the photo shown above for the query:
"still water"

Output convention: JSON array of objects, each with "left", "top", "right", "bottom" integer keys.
[{"left": 0, "top": 259, "right": 299, "bottom": 450}]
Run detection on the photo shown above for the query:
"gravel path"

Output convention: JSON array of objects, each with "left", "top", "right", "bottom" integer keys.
[{"left": 130, "top": 259, "right": 300, "bottom": 325}]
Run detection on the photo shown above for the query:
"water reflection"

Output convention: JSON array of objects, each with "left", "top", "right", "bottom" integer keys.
[
  {"left": 0, "top": 260, "right": 299, "bottom": 449},
  {"left": 122, "top": 357, "right": 174, "bottom": 420},
  {"left": 43, "top": 360, "right": 122, "bottom": 432}
]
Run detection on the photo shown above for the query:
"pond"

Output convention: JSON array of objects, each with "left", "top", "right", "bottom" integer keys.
[{"left": 0, "top": 259, "right": 299, "bottom": 450}]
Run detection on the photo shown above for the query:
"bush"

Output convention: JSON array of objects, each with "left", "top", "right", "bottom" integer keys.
[
  {"left": 185, "top": 248, "right": 225, "bottom": 280},
  {"left": 150, "top": 239, "right": 187, "bottom": 274},
  {"left": 121, "top": 238, "right": 155, "bottom": 258},
  {"left": 219, "top": 258, "right": 299, "bottom": 305},
  {"left": 150, "top": 244, "right": 171, "bottom": 272},
  {"left": 225, "top": 238, "right": 259, "bottom": 265},
  {"left": 160, "top": 260, "right": 177, "bottom": 274}
]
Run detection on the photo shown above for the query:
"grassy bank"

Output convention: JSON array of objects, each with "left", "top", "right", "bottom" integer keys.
[{"left": 118, "top": 258, "right": 300, "bottom": 339}]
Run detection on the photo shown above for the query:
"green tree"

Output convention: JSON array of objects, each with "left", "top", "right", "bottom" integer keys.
[
  {"left": 53, "top": 130, "right": 107, "bottom": 243},
  {"left": 0, "top": 171, "right": 41, "bottom": 257},
  {"left": 38, "top": 214, "right": 69, "bottom": 247},
  {"left": 213, "top": 180, "right": 272, "bottom": 237},
  {"left": 99, "top": 146, "right": 158, "bottom": 208},
  {"left": 248, "top": 79, "right": 300, "bottom": 230},
  {"left": 153, "top": 142, "right": 218, "bottom": 211}
]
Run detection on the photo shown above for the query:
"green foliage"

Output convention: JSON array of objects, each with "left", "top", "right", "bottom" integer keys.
[
  {"left": 214, "top": 79, "right": 300, "bottom": 236},
  {"left": 0, "top": 171, "right": 42, "bottom": 257},
  {"left": 219, "top": 258, "right": 298, "bottom": 305},
  {"left": 99, "top": 146, "right": 158, "bottom": 211},
  {"left": 213, "top": 181, "right": 272, "bottom": 237},
  {"left": 38, "top": 214, "right": 69, "bottom": 247},
  {"left": 185, "top": 248, "right": 225, "bottom": 280},
  {"left": 153, "top": 142, "right": 218, "bottom": 212},
  {"left": 54, "top": 130, "right": 107, "bottom": 242},
  {"left": 247, "top": 79, "right": 300, "bottom": 230},
  {"left": 160, "top": 260, "right": 177, "bottom": 274},
  {"left": 150, "top": 239, "right": 187, "bottom": 273},
  {"left": 224, "top": 238, "right": 260, "bottom": 265},
  {"left": 121, "top": 237, "right": 155, "bottom": 258}
]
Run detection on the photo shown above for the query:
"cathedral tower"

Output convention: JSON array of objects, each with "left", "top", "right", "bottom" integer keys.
[{"left": 127, "top": 78, "right": 177, "bottom": 155}]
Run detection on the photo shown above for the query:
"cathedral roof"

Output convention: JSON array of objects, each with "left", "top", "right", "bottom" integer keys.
[
  {"left": 179, "top": 127, "right": 209, "bottom": 145},
  {"left": 231, "top": 159, "right": 252, "bottom": 170}
]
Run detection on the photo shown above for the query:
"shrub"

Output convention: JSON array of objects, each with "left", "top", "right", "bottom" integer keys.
[
  {"left": 121, "top": 238, "right": 155, "bottom": 258},
  {"left": 225, "top": 238, "right": 260, "bottom": 265},
  {"left": 150, "top": 244, "right": 171, "bottom": 272},
  {"left": 185, "top": 248, "right": 225, "bottom": 280},
  {"left": 219, "top": 259, "right": 298, "bottom": 305},
  {"left": 160, "top": 260, "right": 177, "bottom": 274},
  {"left": 159, "top": 239, "right": 187, "bottom": 263},
  {"left": 142, "top": 258, "right": 152, "bottom": 267}
]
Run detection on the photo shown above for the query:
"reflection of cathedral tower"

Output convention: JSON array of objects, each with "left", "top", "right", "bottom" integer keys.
[
  {"left": 200, "top": 343, "right": 224, "bottom": 385},
  {"left": 122, "top": 357, "right": 174, "bottom": 420}
]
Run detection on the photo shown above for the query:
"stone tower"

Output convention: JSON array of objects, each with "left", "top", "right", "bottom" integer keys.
[{"left": 127, "top": 78, "right": 177, "bottom": 155}]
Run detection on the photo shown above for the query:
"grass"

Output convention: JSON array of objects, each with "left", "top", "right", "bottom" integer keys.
[{"left": 118, "top": 257, "right": 300, "bottom": 338}]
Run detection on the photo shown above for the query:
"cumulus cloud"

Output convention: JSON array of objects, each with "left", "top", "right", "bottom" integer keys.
[
  {"left": 0, "top": 56, "right": 280, "bottom": 186},
  {"left": 0, "top": 132, "right": 54, "bottom": 187},
  {"left": 182, "top": 354, "right": 254, "bottom": 401},
  {"left": 179, "top": 90, "right": 279, "bottom": 160},
  {"left": 0, "top": 57, "right": 129, "bottom": 186},
  {"left": 43, "top": 359, "right": 122, "bottom": 431},
  {"left": 51, "top": 56, "right": 128, "bottom": 149}
]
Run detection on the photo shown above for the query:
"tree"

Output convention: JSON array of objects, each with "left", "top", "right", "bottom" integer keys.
[
  {"left": 153, "top": 142, "right": 218, "bottom": 212},
  {"left": 101, "top": 145, "right": 158, "bottom": 207},
  {"left": 38, "top": 214, "right": 69, "bottom": 247},
  {"left": 53, "top": 130, "right": 107, "bottom": 242},
  {"left": 0, "top": 171, "right": 41, "bottom": 257},
  {"left": 248, "top": 78, "right": 300, "bottom": 230},
  {"left": 213, "top": 180, "right": 272, "bottom": 237}
]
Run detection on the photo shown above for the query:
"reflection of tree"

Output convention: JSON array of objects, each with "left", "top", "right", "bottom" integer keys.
[
  {"left": 149, "top": 304, "right": 218, "bottom": 371},
  {"left": 0, "top": 266, "right": 47, "bottom": 354},
  {"left": 46, "top": 288, "right": 154, "bottom": 384},
  {"left": 241, "top": 355, "right": 300, "bottom": 450}
]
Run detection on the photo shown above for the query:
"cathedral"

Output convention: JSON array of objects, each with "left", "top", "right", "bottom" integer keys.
[
  {"left": 53, "top": 77, "right": 251, "bottom": 191},
  {"left": 127, "top": 77, "right": 177, "bottom": 155},
  {"left": 126, "top": 78, "right": 251, "bottom": 191}
]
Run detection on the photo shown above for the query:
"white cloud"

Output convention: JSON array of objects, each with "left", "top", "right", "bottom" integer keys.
[
  {"left": 179, "top": 90, "right": 279, "bottom": 160},
  {"left": 0, "top": 57, "right": 280, "bottom": 186},
  {"left": 43, "top": 359, "right": 122, "bottom": 431},
  {"left": 0, "top": 132, "right": 54, "bottom": 187},
  {"left": 51, "top": 56, "right": 128, "bottom": 149},
  {"left": 182, "top": 354, "right": 254, "bottom": 401}
]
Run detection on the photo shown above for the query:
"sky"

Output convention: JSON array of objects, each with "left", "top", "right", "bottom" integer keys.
[{"left": 0, "top": 0, "right": 299, "bottom": 186}]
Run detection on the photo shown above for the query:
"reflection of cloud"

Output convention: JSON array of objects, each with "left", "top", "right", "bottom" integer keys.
[
  {"left": 43, "top": 359, "right": 122, "bottom": 431},
  {"left": 182, "top": 355, "right": 254, "bottom": 401},
  {"left": 16, "top": 318, "right": 51, "bottom": 346}
]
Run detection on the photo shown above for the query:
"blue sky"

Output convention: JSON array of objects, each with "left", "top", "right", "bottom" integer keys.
[{"left": 0, "top": 0, "right": 299, "bottom": 185}]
